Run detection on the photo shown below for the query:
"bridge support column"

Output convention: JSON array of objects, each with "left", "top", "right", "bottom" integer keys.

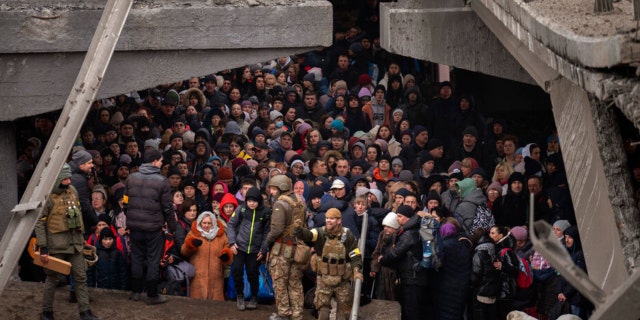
[{"left": 548, "top": 77, "right": 632, "bottom": 293}]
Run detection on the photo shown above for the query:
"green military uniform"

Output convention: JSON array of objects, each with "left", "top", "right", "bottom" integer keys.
[
  {"left": 266, "top": 192, "right": 307, "bottom": 320},
  {"left": 34, "top": 164, "right": 94, "bottom": 317},
  {"left": 295, "top": 210, "right": 363, "bottom": 320}
]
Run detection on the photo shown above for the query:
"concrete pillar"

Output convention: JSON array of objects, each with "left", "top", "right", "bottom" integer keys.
[
  {"left": 0, "top": 123, "right": 17, "bottom": 238},
  {"left": 548, "top": 77, "right": 629, "bottom": 293}
]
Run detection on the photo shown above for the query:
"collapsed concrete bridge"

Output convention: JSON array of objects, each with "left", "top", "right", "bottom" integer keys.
[{"left": 1, "top": 0, "right": 640, "bottom": 317}]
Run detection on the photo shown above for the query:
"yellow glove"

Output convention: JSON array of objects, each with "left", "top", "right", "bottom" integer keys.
[{"left": 353, "top": 268, "right": 364, "bottom": 282}]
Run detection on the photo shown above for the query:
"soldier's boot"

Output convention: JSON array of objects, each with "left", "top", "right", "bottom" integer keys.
[
  {"left": 79, "top": 309, "right": 101, "bottom": 320},
  {"left": 237, "top": 295, "right": 246, "bottom": 311},
  {"left": 269, "top": 314, "right": 291, "bottom": 320},
  {"left": 317, "top": 308, "right": 331, "bottom": 320},
  {"left": 41, "top": 311, "right": 54, "bottom": 320},
  {"left": 246, "top": 296, "right": 258, "bottom": 310}
]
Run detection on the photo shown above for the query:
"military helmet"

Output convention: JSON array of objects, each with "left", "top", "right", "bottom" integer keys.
[{"left": 268, "top": 174, "right": 292, "bottom": 192}]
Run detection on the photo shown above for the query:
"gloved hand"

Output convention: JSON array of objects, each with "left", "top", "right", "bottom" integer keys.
[
  {"left": 192, "top": 238, "right": 203, "bottom": 247},
  {"left": 220, "top": 252, "right": 230, "bottom": 262},
  {"left": 219, "top": 248, "right": 233, "bottom": 265},
  {"left": 353, "top": 268, "right": 364, "bottom": 282}
]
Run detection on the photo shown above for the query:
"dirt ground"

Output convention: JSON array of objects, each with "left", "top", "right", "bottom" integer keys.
[{"left": 0, "top": 280, "right": 400, "bottom": 320}]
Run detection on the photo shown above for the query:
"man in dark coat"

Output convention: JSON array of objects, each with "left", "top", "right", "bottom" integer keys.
[
  {"left": 124, "top": 149, "right": 176, "bottom": 305},
  {"left": 69, "top": 150, "right": 98, "bottom": 238},
  {"left": 296, "top": 91, "right": 327, "bottom": 125},
  {"left": 398, "top": 86, "right": 430, "bottom": 128},
  {"left": 380, "top": 205, "right": 429, "bottom": 320}
]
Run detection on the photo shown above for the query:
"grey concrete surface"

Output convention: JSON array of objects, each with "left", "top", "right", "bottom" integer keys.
[
  {"left": 0, "top": 1, "right": 332, "bottom": 121},
  {"left": 548, "top": 77, "right": 629, "bottom": 294},
  {"left": 0, "top": 124, "right": 17, "bottom": 238},
  {"left": 379, "top": 2, "right": 536, "bottom": 86}
]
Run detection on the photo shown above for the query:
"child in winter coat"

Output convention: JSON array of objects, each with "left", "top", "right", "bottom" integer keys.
[
  {"left": 181, "top": 211, "right": 233, "bottom": 301},
  {"left": 219, "top": 193, "right": 239, "bottom": 223},
  {"left": 226, "top": 186, "right": 270, "bottom": 310},
  {"left": 86, "top": 228, "right": 127, "bottom": 290}
]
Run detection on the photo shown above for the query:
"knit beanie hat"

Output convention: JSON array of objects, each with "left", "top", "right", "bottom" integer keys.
[
  {"left": 217, "top": 167, "right": 233, "bottom": 182},
  {"left": 427, "top": 138, "right": 444, "bottom": 151},
  {"left": 72, "top": 150, "right": 92, "bottom": 165},
  {"left": 511, "top": 226, "right": 528, "bottom": 241},
  {"left": 396, "top": 205, "right": 415, "bottom": 219},
  {"left": 487, "top": 181, "right": 502, "bottom": 193},
  {"left": 426, "top": 190, "right": 441, "bottom": 204},
  {"left": 462, "top": 126, "right": 479, "bottom": 139},
  {"left": 330, "top": 119, "right": 344, "bottom": 132},
  {"left": 553, "top": 220, "right": 571, "bottom": 233},
  {"left": 398, "top": 170, "right": 413, "bottom": 182},
  {"left": 382, "top": 212, "right": 400, "bottom": 230},
  {"left": 296, "top": 122, "right": 312, "bottom": 136},
  {"left": 308, "top": 186, "right": 324, "bottom": 200}
]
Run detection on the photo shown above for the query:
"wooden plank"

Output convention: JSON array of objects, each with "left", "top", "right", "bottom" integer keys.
[{"left": 33, "top": 252, "right": 72, "bottom": 276}]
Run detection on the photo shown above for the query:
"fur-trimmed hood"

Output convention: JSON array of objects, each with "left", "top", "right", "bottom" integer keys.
[{"left": 186, "top": 87, "right": 207, "bottom": 111}]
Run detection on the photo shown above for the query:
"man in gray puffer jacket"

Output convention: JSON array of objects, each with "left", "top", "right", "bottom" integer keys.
[{"left": 124, "top": 149, "right": 176, "bottom": 305}]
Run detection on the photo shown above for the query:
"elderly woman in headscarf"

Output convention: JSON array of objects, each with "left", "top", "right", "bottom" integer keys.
[{"left": 181, "top": 211, "right": 233, "bottom": 301}]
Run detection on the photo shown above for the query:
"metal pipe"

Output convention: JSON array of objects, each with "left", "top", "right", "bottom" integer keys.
[{"left": 351, "top": 211, "right": 368, "bottom": 320}]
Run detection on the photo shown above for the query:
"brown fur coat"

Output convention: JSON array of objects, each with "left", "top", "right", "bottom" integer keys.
[{"left": 181, "top": 219, "right": 233, "bottom": 300}]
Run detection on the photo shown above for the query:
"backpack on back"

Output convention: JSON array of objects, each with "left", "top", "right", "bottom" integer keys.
[
  {"left": 471, "top": 204, "right": 495, "bottom": 234},
  {"left": 500, "top": 248, "right": 533, "bottom": 289}
]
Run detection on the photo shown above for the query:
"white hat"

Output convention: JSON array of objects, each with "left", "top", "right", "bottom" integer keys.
[
  {"left": 354, "top": 186, "right": 370, "bottom": 198},
  {"left": 270, "top": 110, "right": 283, "bottom": 121},
  {"left": 330, "top": 179, "right": 345, "bottom": 190},
  {"left": 369, "top": 188, "right": 383, "bottom": 204},
  {"left": 382, "top": 212, "right": 400, "bottom": 229}
]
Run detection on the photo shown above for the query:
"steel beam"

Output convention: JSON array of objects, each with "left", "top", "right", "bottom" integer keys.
[{"left": 0, "top": 0, "right": 132, "bottom": 294}]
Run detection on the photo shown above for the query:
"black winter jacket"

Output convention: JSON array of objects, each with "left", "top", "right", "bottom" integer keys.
[
  {"left": 87, "top": 244, "right": 127, "bottom": 290},
  {"left": 495, "top": 233, "right": 519, "bottom": 300},
  {"left": 437, "top": 233, "right": 473, "bottom": 320},
  {"left": 124, "top": 164, "right": 176, "bottom": 232},
  {"left": 227, "top": 188, "right": 270, "bottom": 255},
  {"left": 380, "top": 215, "right": 428, "bottom": 286},
  {"left": 471, "top": 235, "right": 501, "bottom": 298}
]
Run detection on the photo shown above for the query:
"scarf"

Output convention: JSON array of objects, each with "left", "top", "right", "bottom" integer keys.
[{"left": 196, "top": 211, "right": 219, "bottom": 240}]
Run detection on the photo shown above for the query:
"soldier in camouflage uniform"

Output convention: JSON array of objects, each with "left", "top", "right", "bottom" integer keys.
[
  {"left": 265, "top": 175, "right": 307, "bottom": 320},
  {"left": 294, "top": 208, "right": 364, "bottom": 320},
  {"left": 35, "top": 163, "right": 100, "bottom": 320}
]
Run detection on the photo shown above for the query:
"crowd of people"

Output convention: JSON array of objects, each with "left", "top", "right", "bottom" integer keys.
[{"left": 16, "top": 2, "right": 628, "bottom": 319}]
